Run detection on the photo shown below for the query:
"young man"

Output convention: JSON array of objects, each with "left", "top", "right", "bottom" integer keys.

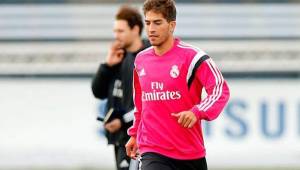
[
  {"left": 91, "top": 5, "right": 150, "bottom": 170},
  {"left": 125, "top": 0, "right": 230, "bottom": 170}
]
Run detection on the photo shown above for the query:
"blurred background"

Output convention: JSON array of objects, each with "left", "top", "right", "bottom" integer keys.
[{"left": 0, "top": 0, "right": 299, "bottom": 170}]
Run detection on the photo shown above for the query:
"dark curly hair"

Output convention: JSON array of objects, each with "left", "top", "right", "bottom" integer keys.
[
  {"left": 143, "top": 0, "right": 176, "bottom": 22},
  {"left": 116, "top": 5, "right": 144, "bottom": 35}
]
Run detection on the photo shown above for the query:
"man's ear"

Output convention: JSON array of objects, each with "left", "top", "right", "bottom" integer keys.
[
  {"left": 170, "top": 21, "right": 176, "bottom": 33},
  {"left": 133, "top": 25, "right": 140, "bottom": 35}
]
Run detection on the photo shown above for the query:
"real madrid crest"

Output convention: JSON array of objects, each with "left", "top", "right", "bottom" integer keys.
[{"left": 170, "top": 65, "right": 180, "bottom": 78}]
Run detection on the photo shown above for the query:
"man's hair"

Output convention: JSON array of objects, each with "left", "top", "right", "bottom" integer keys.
[
  {"left": 143, "top": 0, "right": 176, "bottom": 22},
  {"left": 115, "top": 5, "right": 144, "bottom": 35}
]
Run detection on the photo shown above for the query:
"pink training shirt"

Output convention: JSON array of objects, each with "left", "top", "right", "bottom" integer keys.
[{"left": 128, "top": 38, "right": 230, "bottom": 160}]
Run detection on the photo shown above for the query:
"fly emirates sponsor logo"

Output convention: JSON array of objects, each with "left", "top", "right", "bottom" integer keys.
[{"left": 142, "top": 82, "right": 181, "bottom": 101}]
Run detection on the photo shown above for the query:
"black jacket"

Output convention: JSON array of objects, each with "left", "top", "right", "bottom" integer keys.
[{"left": 91, "top": 40, "right": 150, "bottom": 145}]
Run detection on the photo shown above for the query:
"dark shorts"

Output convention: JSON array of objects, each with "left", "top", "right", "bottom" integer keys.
[{"left": 140, "top": 152, "right": 207, "bottom": 170}]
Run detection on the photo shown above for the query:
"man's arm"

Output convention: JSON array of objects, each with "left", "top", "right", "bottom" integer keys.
[
  {"left": 91, "top": 63, "right": 117, "bottom": 99},
  {"left": 190, "top": 57, "right": 230, "bottom": 121},
  {"left": 127, "top": 68, "right": 142, "bottom": 137},
  {"left": 91, "top": 40, "right": 124, "bottom": 99},
  {"left": 126, "top": 68, "right": 142, "bottom": 159}
]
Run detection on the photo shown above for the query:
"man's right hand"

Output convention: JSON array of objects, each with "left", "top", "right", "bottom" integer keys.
[
  {"left": 104, "top": 118, "right": 122, "bottom": 133},
  {"left": 125, "top": 137, "right": 138, "bottom": 159},
  {"left": 106, "top": 40, "right": 124, "bottom": 66}
]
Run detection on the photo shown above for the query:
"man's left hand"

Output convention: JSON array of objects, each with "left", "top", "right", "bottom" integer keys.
[{"left": 171, "top": 111, "right": 197, "bottom": 128}]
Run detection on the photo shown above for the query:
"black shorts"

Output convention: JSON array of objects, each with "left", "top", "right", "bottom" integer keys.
[{"left": 140, "top": 152, "right": 207, "bottom": 170}]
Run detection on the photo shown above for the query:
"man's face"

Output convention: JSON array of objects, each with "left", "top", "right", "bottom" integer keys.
[
  {"left": 113, "top": 20, "right": 135, "bottom": 49},
  {"left": 145, "top": 10, "right": 175, "bottom": 46}
]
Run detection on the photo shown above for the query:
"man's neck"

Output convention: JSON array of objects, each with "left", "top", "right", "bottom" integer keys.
[
  {"left": 126, "top": 38, "right": 143, "bottom": 53},
  {"left": 154, "top": 36, "right": 175, "bottom": 56}
]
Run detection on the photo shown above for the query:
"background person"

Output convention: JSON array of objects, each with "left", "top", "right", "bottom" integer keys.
[{"left": 91, "top": 5, "right": 150, "bottom": 170}]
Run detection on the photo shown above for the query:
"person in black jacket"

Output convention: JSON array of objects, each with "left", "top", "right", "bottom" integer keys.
[{"left": 91, "top": 5, "right": 150, "bottom": 170}]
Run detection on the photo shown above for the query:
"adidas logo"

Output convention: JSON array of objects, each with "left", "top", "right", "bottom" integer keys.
[{"left": 138, "top": 68, "right": 146, "bottom": 77}]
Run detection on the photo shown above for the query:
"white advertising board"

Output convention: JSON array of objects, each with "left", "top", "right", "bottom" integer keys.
[
  {"left": 0, "top": 79, "right": 115, "bottom": 169},
  {"left": 204, "top": 79, "right": 300, "bottom": 168},
  {"left": 0, "top": 78, "right": 299, "bottom": 168}
]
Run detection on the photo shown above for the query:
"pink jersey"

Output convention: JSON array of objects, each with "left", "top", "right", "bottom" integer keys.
[{"left": 128, "top": 38, "right": 230, "bottom": 160}]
